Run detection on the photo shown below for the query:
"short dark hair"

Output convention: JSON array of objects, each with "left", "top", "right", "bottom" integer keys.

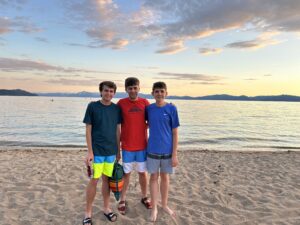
[
  {"left": 152, "top": 81, "right": 167, "bottom": 91},
  {"left": 125, "top": 77, "right": 139, "bottom": 88},
  {"left": 99, "top": 81, "right": 117, "bottom": 93}
]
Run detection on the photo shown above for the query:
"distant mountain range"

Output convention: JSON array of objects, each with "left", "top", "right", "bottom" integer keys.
[
  {"left": 36, "top": 91, "right": 300, "bottom": 102},
  {"left": 1, "top": 89, "right": 300, "bottom": 102},
  {"left": 0, "top": 89, "right": 37, "bottom": 96}
]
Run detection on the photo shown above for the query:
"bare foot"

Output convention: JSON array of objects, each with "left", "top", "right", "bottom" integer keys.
[
  {"left": 150, "top": 207, "right": 158, "bottom": 222},
  {"left": 163, "top": 206, "right": 176, "bottom": 217}
]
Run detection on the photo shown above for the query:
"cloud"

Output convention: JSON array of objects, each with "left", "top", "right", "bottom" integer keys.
[
  {"left": 100, "top": 38, "right": 129, "bottom": 49},
  {"left": 0, "top": 57, "right": 97, "bottom": 73},
  {"left": 0, "top": 16, "right": 41, "bottom": 35},
  {"left": 150, "top": 0, "right": 298, "bottom": 53},
  {"left": 135, "top": 66, "right": 159, "bottom": 70},
  {"left": 69, "top": 38, "right": 129, "bottom": 50},
  {"left": 64, "top": 0, "right": 163, "bottom": 50},
  {"left": 158, "top": 72, "right": 224, "bottom": 81},
  {"left": 0, "top": 17, "right": 12, "bottom": 34},
  {"left": 46, "top": 77, "right": 123, "bottom": 87},
  {"left": 226, "top": 31, "right": 282, "bottom": 49},
  {"left": 225, "top": 37, "right": 281, "bottom": 49},
  {"left": 199, "top": 47, "right": 222, "bottom": 55},
  {"left": 244, "top": 78, "right": 257, "bottom": 81},
  {"left": 190, "top": 81, "right": 225, "bottom": 85},
  {"left": 35, "top": 37, "right": 49, "bottom": 43},
  {"left": 63, "top": 0, "right": 300, "bottom": 54},
  {"left": 65, "top": 0, "right": 139, "bottom": 50},
  {"left": 54, "top": 74, "right": 81, "bottom": 77},
  {"left": 46, "top": 78, "right": 102, "bottom": 86},
  {"left": 86, "top": 27, "right": 115, "bottom": 42},
  {"left": 156, "top": 39, "right": 185, "bottom": 54}
]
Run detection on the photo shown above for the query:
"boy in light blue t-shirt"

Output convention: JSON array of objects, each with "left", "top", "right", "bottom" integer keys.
[{"left": 146, "top": 81, "right": 180, "bottom": 222}]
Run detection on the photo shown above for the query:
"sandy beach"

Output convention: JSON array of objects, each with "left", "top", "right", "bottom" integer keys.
[{"left": 1, "top": 149, "right": 300, "bottom": 225}]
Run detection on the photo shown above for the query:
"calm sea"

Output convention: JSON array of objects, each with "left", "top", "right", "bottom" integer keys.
[{"left": 1, "top": 96, "right": 300, "bottom": 151}]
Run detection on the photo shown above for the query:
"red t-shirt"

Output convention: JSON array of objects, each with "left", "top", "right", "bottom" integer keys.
[{"left": 117, "top": 97, "right": 150, "bottom": 151}]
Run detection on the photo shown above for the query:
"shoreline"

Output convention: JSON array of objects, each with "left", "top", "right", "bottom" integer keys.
[{"left": 0, "top": 146, "right": 300, "bottom": 153}]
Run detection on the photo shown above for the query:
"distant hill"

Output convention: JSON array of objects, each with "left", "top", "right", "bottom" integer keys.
[
  {"left": 0, "top": 89, "right": 37, "bottom": 96},
  {"left": 195, "top": 94, "right": 300, "bottom": 102},
  {"left": 2, "top": 89, "right": 299, "bottom": 102},
  {"left": 36, "top": 92, "right": 300, "bottom": 102}
]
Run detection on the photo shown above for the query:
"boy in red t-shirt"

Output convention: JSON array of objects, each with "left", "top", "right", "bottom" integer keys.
[{"left": 117, "top": 77, "right": 152, "bottom": 215}]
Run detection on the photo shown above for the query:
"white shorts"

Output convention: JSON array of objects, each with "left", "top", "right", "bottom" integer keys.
[{"left": 122, "top": 149, "right": 147, "bottom": 173}]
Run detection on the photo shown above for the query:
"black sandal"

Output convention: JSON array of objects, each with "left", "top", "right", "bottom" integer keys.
[
  {"left": 104, "top": 212, "right": 118, "bottom": 222},
  {"left": 83, "top": 217, "right": 92, "bottom": 225}
]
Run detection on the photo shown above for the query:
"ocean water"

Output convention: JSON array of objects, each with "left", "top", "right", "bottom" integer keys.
[{"left": 1, "top": 96, "right": 300, "bottom": 151}]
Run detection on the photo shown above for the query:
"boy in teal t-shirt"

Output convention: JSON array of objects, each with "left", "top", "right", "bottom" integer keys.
[{"left": 82, "top": 81, "right": 121, "bottom": 224}]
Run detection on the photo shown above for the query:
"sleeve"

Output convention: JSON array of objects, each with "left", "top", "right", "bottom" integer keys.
[
  {"left": 171, "top": 105, "right": 180, "bottom": 129},
  {"left": 83, "top": 102, "right": 93, "bottom": 124}
]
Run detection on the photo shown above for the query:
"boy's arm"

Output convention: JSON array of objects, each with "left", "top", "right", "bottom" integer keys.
[
  {"left": 172, "top": 127, "right": 179, "bottom": 167},
  {"left": 116, "top": 124, "right": 121, "bottom": 161},
  {"left": 85, "top": 124, "right": 94, "bottom": 166}
]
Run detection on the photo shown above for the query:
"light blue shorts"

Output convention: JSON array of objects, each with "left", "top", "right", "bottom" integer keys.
[
  {"left": 122, "top": 149, "right": 147, "bottom": 173},
  {"left": 146, "top": 153, "right": 174, "bottom": 174}
]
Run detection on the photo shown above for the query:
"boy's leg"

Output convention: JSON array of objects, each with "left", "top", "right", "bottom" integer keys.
[
  {"left": 150, "top": 173, "right": 159, "bottom": 222},
  {"left": 102, "top": 175, "right": 112, "bottom": 213},
  {"left": 147, "top": 156, "right": 160, "bottom": 221},
  {"left": 120, "top": 172, "right": 131, "bottom": 202},
  {"left": 85, "top": 178, "right": 99, "bottom": 219},
  {"left": 136, "top": 149, "right": 149, "bottom": 199},
  {"left": 101, "top": 155, "right": 117, "bottom": 221},
  {"left": 84, "top": 155, "right": 106, "bottom": 221},
  {"left": 160, "top": 158, "right": 175, "bottom": 217},
  {"left": 160, "top": 172, "right": 169, "bottom": 207},
  {"left": 138, "top": 171, "right": 147, "bottom": 198},
  {"left": 160, "top": 173, "right": 175, "bottom": 216},
  {"left": 120, "top": 150, "right": 134, "bottom": 203},
  {"left": 117, "top": 150, "right": 134, "bottom": 214}
]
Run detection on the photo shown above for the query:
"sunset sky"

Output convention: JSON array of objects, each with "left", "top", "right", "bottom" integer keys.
[{"left": 0, "top": 0, "right": 300, "bottom": 97}]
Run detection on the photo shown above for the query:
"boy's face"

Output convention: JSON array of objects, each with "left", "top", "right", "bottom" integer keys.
[
  {"left": 152, "top": 88, "right": 167, "bottom": 102},
  {"left": 101, "top": 85, "right": 115, "bottom": 102},
  {"left": 126, "top": 85, "right": 140, "bottom": 100}
]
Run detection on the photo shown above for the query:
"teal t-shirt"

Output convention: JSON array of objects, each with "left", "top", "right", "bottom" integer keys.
[{"left": 83, "top": 101, "right": 121, "bottom": 156}]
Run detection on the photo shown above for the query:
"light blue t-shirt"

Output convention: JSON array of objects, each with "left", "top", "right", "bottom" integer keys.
[{"left": 146, "top": 103, "right": 180, "bottom": 155}]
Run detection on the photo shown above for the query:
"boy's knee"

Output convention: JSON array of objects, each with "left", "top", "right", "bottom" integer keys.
[
  {"left": 150, "top": 173, "right": 159, "bottom": 181},
  {"left": 124, "top": 172, "right": 131, "bottom": 177},
  {"left": 160, "top": 173, "right": 169, "bottom": 179},
  {"left": 138, "top": 171, "right": 147, "bottom": 177},
  {"left": 101, "top": 175, "right": 109, "bottom": 182},
  {"left": 90, "top": 178, "right": 99, "bottom": 186}
]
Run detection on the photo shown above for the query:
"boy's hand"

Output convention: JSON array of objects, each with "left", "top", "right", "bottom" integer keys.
[
  {"left": 171, "top": 154, "right": 178, "bottom": 167},
  {"left": 85, "top": 151, "right": 94, "bottom": 166}
]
